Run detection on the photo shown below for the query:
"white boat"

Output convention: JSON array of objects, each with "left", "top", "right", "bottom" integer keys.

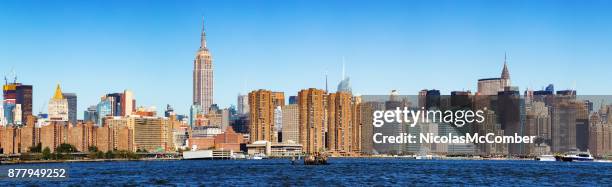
[
  {"left": 415, "top": 155, "right": 441, "bottom": 160},
  {"left": 536, "top": 155, "right": 556, "bottom": 161},
  {"left": 251, "top": 153, "right": 266, "bottom": 160},
  {"left": 561, "top": 152, "right": 594, "bottom": 162}
]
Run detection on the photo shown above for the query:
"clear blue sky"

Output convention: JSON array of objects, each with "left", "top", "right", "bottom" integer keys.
[{"left": 1, "top": 0, "right": 611, "bottom": 117}]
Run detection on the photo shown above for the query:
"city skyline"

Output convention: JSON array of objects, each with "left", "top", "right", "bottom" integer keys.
[{"left": 1, "top": 0, "right": 612, "bottom": 117}]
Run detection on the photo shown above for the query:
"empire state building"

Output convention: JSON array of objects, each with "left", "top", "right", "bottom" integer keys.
[{"left": 193, "top": 18, "right": 213, "bottom": 113}]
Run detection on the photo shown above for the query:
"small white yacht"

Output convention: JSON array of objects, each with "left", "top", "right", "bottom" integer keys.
[
  {"left": 251, "top": 153, "right": 267, "bottom": 160},
  {"left": 536, "top": 155, "right": 556, "bottom": 161}
]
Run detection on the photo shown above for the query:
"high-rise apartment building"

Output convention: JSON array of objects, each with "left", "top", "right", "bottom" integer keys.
[
  {"left": 351, "top": 96, "right": 362, "bottom": 153},
  {"left": 248, "top": 90, "right": 275, "bottom": 143},
  {"left": 40, "top": 121, "right": 67, "bottom": 152},
  {"left": 298, "top": 88, "right": 326, "bottom": 154},
  {"left": 105, "top": 117, "right": 136, "bottom": 152},
  {"left": 272, "top": 92, "right": 285, "bottom": 108},
  {"left": 193, "top": 18, "right": 214, "bottom": 113},
  {"left": 360, "top": 101, "right": 384, "bottom": 154},
  {"left": 327, "top": 92, "right": 355, "bottom": 153}
]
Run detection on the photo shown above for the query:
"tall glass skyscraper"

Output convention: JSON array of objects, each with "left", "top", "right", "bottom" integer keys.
[
  {"left": 97, "top": 99, "right": 112, "bottom": 126},
  {"left": 63, "top": 93, "right": 77, "bottom": 125}
]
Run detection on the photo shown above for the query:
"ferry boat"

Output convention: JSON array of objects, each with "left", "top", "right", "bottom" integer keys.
[
  {"left": 535, "top": 155, "right": 556, "bottom": 161},
  {"left": 560, "top": 152, "right": 594, "bottom": 162}
]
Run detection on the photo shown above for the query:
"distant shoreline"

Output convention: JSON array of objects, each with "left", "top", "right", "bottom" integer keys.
[
  {"left": 2, "top": 155, "right": 611, "bottom": 165},
  {"left": 0, "top": 158, "right": 180, "bottom": 165}
]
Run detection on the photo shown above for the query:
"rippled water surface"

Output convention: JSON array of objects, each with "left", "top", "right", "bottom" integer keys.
[{"left": 1, "top": 159, "right": 611, "bottom": 186}]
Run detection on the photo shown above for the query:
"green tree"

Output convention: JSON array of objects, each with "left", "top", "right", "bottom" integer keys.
[
  {"left": 105, "top": 151, "right": 115, "bottom": 159},
  {"left": 56, "top": 143, "right": 77, "bottom": 153},
  {"left": 28, "top": 143, "right": 42, "bottom": 153},
  {"left": 96, "top": 151, "right": 105, "bottom": 159},
  {"left": 42, "top": 147, "right": 51, "bottom": 160},
  {"left": 88, "top": 146, "right": 99, "bottom": 152}
]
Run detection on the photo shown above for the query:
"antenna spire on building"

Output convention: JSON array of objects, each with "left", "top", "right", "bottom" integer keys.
[
  {"left": 342, "top": 56, "right": 346, "bottom": 80},
  {"left": 200, "top": 16, "right": 207, "bottom": 49},
  {"left": 501, "top": 52, "right": 510, "bottom": 80},
  {"left": 325, "top": 71, "right": 328, "bottom": 93}
]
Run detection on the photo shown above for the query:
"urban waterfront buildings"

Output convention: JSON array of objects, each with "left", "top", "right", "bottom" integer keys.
[{"left": 1, "top": 17, "right": 611, "bottom": 160}]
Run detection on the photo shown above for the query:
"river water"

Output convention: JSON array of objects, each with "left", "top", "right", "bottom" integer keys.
[{"left": 1, "top": 158, "right": 611, "bottom": 186}]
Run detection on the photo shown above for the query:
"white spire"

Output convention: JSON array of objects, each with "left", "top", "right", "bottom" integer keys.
[
  {"left": 200, "top": 16, "right": 207, "bottom": 49},
  {"left": 342, "top": 56, "right": 346, "bottom": 79}
]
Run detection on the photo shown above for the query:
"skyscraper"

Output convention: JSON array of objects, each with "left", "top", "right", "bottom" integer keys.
[
  {"left": 121, "top": 90, "right": 134, "bottom": 116},
  {"left": 237, "top": 94, "right": 249, "bottom": 115},
  {"left": 62, "top": 93, "right": 77, "bottom": 125},
  {"left": 48, "top": 84, "right": 69, "bottom": 122},
  {"left": 477, "top": 54, "right": 512, "bottom": 95},
  {"left": 337, "top": 57, "right": 352, "bottom": 93},
  {"left": 97, "top": 99, "right": 112, "bottom": 126},
  {"left": 288, "top": 96, "right": 297, "bottom": 105},
  {"left": 84, "top": 105, "right": 98, "bottom": 123},
  {"left": 105, "top": 93, "right": 122, "bottom": 116},
  {"left": 193, "top": 18, "right": 214, "bottom": 113},
  {"left": 164, "top": 104, "right": 175, "bottom": 117},
  {"left": 3, "top": 81, "right": 32, "bottom": 125}
]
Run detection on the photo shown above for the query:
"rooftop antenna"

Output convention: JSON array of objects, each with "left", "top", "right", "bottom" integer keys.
[
  {"left": 342, "top": 56, "right": 346, "bottom": 80},
  {"left": 12, "top": 69, "right": 16, "bottom": 83},
  {"left": 325, "top": 70, "right": 328, "bottom": 93},
  {"left": 39, "top": 101, "right": 47, "bottom": 115}
]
